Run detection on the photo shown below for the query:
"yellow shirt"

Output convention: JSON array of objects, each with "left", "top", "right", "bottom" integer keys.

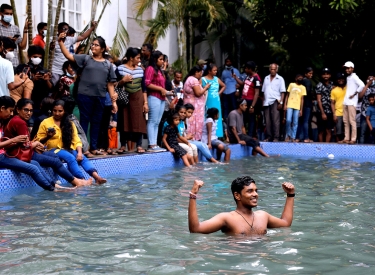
[
  {"left": 330, "top": 86, "right": 346, "bottom": 116},
  {"left": 35, "top": 116, "right": 82, "bottom": 152},
  {"left": 286, "top": 83, "right": 306, "bottom": 110}
]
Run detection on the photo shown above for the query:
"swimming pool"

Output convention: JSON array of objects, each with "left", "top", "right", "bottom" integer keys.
[{"left": 0, "top": 156, "right": 374, "bottom": 274}]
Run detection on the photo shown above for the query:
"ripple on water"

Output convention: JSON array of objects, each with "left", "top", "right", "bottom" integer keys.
[{"left": 1, "top": 157, "right": 375, "bottom": 274}]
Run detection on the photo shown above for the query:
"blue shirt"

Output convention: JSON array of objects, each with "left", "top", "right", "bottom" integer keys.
[
  {"left": 221, "top": 67, "right": 240, "bottom": 94},
  {"left": 366, "top": 105, "right": 375, "bottom": 128},
  {"left": 163, "top": 120, "right": 185, "bottom": 136}
]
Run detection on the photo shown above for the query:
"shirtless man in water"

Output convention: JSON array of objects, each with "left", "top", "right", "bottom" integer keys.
[{"left": 188, "top": 176, "right": 295, "bottom": 235}]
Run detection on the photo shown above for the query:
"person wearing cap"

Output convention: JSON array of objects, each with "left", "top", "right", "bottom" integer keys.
[
  {"left": 227, "top": 99, "right": 269, "bottom": 157},
  {"left": 233, "top": 61, "right": 261, "bottom": 137},
  {"left": 316, "top": 68, "right": 334, "bottom": 142},
  {"left": 221, "top": 57, "right": 240, "bottom": 119},
  {"left": 340, "top": 61, "right": 365, "bottom": 144},
  {"left": 356, "top": 73, "right": 375, "bottom": 143},
  {"left": 197, "top": 59, "right": 207, "bottom": 70},
  {"left": 330, "top": 73, "right": 347, "bottom": 142},
  {"left": 262, "top": 63, "right": 286, "bottom": 142}
]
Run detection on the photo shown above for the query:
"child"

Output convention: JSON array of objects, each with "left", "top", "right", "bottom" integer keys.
[
  {"left": 284, "top": 74, "right": 307, "bottom": 142},
  {"left": 162, "top": 105, "right": 198, "bottom": 164},
  {"left": 366, "top": 93, "right": 375, "bottom": 143},
  {"left": 162, "top": 113, "right": 193, "bottom": 167},
  {"left": 202, "top": 108, "right": 231, "bottom": 162},
  {"left": 184, "top": 103, "right": 219, "bottom": 163}
]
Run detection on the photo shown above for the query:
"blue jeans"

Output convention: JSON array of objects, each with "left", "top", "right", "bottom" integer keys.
[
  {"left": 0, "top": 154, "right": 55, "bottom": 191},
  {"left": 222, "top": 92, "right": 237, "bottom": 119},
  {"left": 190, "top": 140, "right": 214, "bottom": 160},
  {"left": 77, "top": 94, "right": 106, "bottom": 151},
  {"left": 52, "top": 149, "right": 97, "bottom": 179},
  {"left": 33, "top": 152, "right": 75, "bottom": 182},
  {"left": 147, "top": 95, "right": 165, "bottom": 146},
  {"left": 286, "top": 108, "right": 300, "bottom": 139},
  {"left": 296, "top": 106, "right": 311, "bottom": 140}
]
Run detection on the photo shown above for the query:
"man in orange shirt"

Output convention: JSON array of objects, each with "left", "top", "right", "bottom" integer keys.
[{"left": 32, "top": 22, "right": 47, "bottom": 49}]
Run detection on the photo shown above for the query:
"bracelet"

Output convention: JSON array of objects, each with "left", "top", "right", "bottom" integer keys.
[
  {"left": 144, "top": 102, "right": 148, "bottom": 104},
  {"left": 287, "top": 193, "right": 295, "bottom": 197},
  {"left": 189, "top": 191, "right": 197, "bottom": 199}
]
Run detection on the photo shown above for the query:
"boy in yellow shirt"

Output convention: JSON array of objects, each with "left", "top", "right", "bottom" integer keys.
[
  {"left": 284, "top": 74, "right": 307, "bottom": 141},
  {"left": 330, "top": 73, "right": 346, "bottom": 142}
]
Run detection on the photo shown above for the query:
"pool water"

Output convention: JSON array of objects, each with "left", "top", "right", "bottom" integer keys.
[{"left": 0, "top": 157, "right": 375, "bottom": 274}]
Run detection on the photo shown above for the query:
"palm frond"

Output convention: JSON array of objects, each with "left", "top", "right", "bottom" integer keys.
[
  {"left": 134, "top": 0, "right": 156, "bottom": 19},
  {"left": 143, "top": 4, "right": 173, "bottom": 47},
  {"left": 111, "top": 18, "right": 130, "bottom": 58}
]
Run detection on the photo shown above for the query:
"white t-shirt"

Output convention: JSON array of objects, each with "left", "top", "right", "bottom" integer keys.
[
  {"left": 0, "top": 56, "right": 14, "bottom": 96},
  {"left": 262, "top": 74, "right": 286, "bottom": 106},
  {"left": 51, "top": 36, "right": 78, "bottom": 75},
  {"left": 172, "top": 80, "right": 184, "bottom": 99},
  {"left": 201, "top": 118, "right": 217, "bottom": 144},
  {"left": 344, "top": 73, "right": 365, "bottom": 106}
]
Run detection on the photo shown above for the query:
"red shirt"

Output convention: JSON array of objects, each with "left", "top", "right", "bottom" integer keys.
[
  {"left": 0, "top": 123, "right": 5, "bottom": 154},
  {"left": 32, "top": 34, "right": 45, "bottom": 49},
  {"left": 242, "top": 73, "right": 262, "bottom": 100},
  {"left": 4, "top": 115, "right": 29, "bottom": 138}
]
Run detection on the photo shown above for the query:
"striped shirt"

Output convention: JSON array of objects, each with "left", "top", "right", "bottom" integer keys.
[
  {"left": 0, "top": 22, "right": 22, "bottom": 67},
  {"left": 117, "top": 65, "right": 145, "bottom": 93}
]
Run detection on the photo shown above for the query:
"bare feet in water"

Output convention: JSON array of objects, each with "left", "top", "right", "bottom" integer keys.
[{"left": 95, "top": 177, "right": 107, "bottom": 184}]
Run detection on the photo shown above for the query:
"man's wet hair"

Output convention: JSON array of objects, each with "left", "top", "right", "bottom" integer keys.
[{"left": 231, "top": 176, "right": 256, "bottom": 202}]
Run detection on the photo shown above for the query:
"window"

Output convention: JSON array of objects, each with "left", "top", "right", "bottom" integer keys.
[{"left": 52, "top": 0, "right": 82, "bottom": 31}]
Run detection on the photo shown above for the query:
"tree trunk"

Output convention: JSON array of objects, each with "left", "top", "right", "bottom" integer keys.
[
  {"left": 48, "top": 0, "right": 64, "bottom": 71},
  {"left": 188, "top": 15, "right": 193, "bottom": 70},
  {"left": 9, "top": 0, "right": 24, "bottom": 64},
  {"left": 44, "top": 0, "right": 53, "bottom": 68},
  {"left": 181, "top": 24, "right": 187, "bottom": 75},
  {"left": 27, "top": 0, "right": 33, "bottom": 46},
  {"left": 84, "top": 0, "right": 99, "bottom": 54}
]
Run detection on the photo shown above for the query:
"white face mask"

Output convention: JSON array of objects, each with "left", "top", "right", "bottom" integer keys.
[
  {"left": 43, "top": 30, "right": 47, "bottom": 37},
  {"left": 2, "top": 15, "right": 13, "bottom": 23},
  {"left": 31, "top": 57, "right": 42, "bottom": 65},
  {"left": 5, "top": 51, "right": 14, "bottom": 60}
]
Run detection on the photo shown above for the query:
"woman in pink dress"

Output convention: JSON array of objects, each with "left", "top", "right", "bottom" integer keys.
[{"left": 183, "top": 66, "right": 211, "bottom": 141}]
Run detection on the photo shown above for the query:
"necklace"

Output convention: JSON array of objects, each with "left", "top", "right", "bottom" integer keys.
[{"left": 235, "top": 210, "right": 254, "bottom": 229}]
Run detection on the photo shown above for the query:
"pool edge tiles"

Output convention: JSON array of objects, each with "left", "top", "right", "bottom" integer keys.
[{"left": 0, "top": 142, "right": 374, "bottom": 192}]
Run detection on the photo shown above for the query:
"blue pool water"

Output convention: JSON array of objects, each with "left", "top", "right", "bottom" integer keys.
[{"left": 0, "top": 156, "right": 374, "bottom": 274}]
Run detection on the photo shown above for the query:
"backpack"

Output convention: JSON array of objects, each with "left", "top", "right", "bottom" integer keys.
[{"left": 72, "top": 55, "right": 111, "bottom": 99}]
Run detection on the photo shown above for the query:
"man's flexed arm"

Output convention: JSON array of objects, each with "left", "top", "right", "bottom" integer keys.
[
  {"left": 267, "top": 182, "right": 295, "bottom": 228},
  {"left": 189, "top": 180, "right": 227, "bottom": 234}
]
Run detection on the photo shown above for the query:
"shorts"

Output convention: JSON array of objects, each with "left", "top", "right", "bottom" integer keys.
[
  {"left": 211, "top": 139, "right": 229, "bottom": 151},
  {"left": 335, "top": 116, "right": 344, "bottom": 135},
  {"left": 179, "top": 143, "right": 198, "bottom": 157},
  {"left": 237, "top": 134, "right": 260, "bottom": 149},
  {"left": 317, "top": 112, "right": 334, "bottom": 131}
]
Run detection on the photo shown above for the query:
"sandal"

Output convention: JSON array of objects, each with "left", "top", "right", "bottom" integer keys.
[
  {"left": 84, "top": 152, "right": 95, "bottom": 158},
  {"left": 304, "top": 139, "right": 313, "bottom": 143},
  {"left": 90, "top": 150, "right": 107, "bottom": 156},
  {"left": 136, "top": 147, "right": 145, "bottom": 154},
  {"left": 106, "top": 149, "right": 118, "bottom": 155},
  {"left": 116, "top": 147, "right": 127, "bottom": 154}
]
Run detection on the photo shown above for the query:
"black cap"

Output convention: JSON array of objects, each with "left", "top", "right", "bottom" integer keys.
[
  {"left": 322, "top": 68, "right": 331, "bottom": 74},
  {"left": 336, "top": 72, "right": 345, "bottom": 79}
]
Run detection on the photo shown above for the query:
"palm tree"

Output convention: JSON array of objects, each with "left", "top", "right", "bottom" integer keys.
[
  {"left": 134, "top": 0, "right": 226, "bottom": 72},
  {"left": 9, "top": 0, "right": 24, "bottom": 63},
  {"left": 47, "top": 0, "right": 64, "bottom": 70},
  {"left": 44, "top": 0, "right": 53, "bottom": 68},
  {"left": 27, "top": 0, "right": 32, "bottom": 46}
]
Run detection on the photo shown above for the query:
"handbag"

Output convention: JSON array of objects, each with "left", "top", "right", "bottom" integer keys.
[
  {"left": 116, "top": 84, "right": 129, "bottom": 106},
  {"left": 2, "top": 137, "right": 34, "bottom": 163}
]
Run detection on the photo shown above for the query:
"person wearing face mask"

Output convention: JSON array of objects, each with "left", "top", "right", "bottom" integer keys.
[
  {"left": 0, "top": 37, "right": 26, "bottom": 96},
  {"left": 25, "top": 45, "right": 53, "bottom": 122},
  {"left": 221, "top": 57, "right": 240, "bottom": 119},
  {"left": 0, "top": 4, "right": 29, "bottom": 68},
  {"left": 355, "top": 74, "right": 375, "bottom": 144},
  {"left": 283, "top": 74, "right": 307, "bottom": 142},
  {"left": 32, "top": 22, "right": 47, "bottom": 49}
]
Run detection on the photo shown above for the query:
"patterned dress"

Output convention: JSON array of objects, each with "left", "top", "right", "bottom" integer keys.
[
  {"left": 183, "top": 76, "right": 206, "bottom": 140},
  {"left": 164, "top": 125, "right": 187, "bottom": 158},
  {"left": 202, "top": 76, "right": 223, "bottom": 138}
]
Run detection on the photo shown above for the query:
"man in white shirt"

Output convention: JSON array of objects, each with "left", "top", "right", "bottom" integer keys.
[
  {"left": 262, "top": 63, "right": 286, "bottom": 141},
  {"left": 339, "top": 61, "right": 365, "bottom": 144},
  {"left": 0, "top": 38, "right": 25, "bottom": 96}
]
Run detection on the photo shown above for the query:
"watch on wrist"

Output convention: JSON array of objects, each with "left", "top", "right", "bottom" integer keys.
[
  {"left": 287, "top": 193, "right": 295, "bottom": 197},
  {"left": 250, "top": 106, "right": 254, "bottom": 109},
  {"left": 279, "top": 101, "right": 283, "bottom": 104}
]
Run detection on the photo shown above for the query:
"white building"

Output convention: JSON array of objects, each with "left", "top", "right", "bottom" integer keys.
[{"left": 4, "top": 0, "right": 178, "bottom": 62}]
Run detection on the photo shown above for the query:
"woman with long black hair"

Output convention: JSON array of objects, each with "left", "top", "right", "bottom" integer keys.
[{"left": 35, "top": 100, "right": 106, "bottom": 184}]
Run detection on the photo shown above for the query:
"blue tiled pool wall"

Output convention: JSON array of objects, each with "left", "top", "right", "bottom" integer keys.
[{"left": 0, "top": 142, "right": 374, "bottom": 191}]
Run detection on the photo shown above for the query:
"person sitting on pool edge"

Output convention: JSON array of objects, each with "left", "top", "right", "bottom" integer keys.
[
  {"left": 227, "top": 99, "right": 269, "bottom": 157},
  {"left": 188, "top": 176, "right": 295, "bottom": 235}
]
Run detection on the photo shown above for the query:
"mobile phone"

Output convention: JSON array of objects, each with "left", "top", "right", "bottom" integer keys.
[
  {"left": 13, "top": 34, "right": 20, "bottom": 39},
  {"left": 22, "top": 66, "right": 29, "bottom": 74},
  {"left": 47, "top": 127, "right": 55, "bottom": 133},
  {"left": 231, "top": 69, "right": 234, "bottom": 75}
]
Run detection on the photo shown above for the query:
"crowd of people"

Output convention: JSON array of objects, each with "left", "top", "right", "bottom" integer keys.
[{"left": 1, "top": 2, "right": 374, "bottom": 190}]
